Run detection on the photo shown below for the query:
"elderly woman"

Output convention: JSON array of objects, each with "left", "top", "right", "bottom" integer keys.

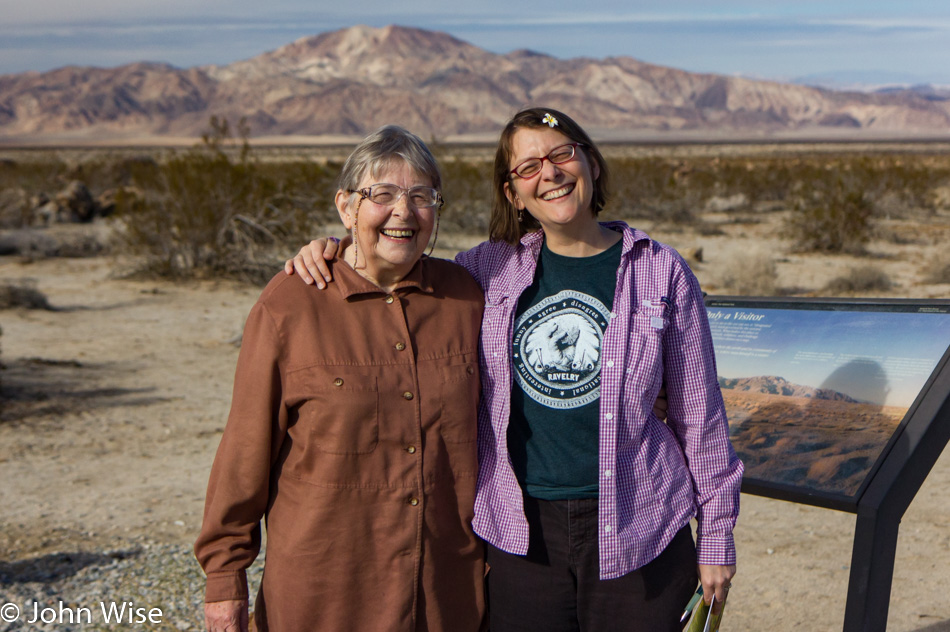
[
  {"left": 195, "top": 125, "right": 486, "bottom": 632},
  {"left": 288, "top": 108, "right": 743, "bottom": 632}
]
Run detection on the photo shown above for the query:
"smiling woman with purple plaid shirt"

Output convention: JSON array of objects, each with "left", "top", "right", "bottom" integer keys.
[{"left": 287, "top": 107, "right": 743, "bottom": 632}]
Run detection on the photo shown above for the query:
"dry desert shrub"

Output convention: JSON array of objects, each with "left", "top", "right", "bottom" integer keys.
[
  {"left": 0, "top": 186, "right": 31, "bottom": 228},
  {"left": 0, "top": 157, "right": 68, "bottom": 228},
  {"left": 0, "top": 280, "right": 53, "bottom": 310},
  {"left": 600, "top": 152, "right": 949, "bottom": 243},
  {"left": 0, "top": 152, "right": 161, "bottom": 230},
  {"left": 607, "top": 158, "right": 708, "bottom": 225},
  {"left": 6, "top": 142, "right": 949, "bottom": 282},
  {"left": 116, "top": 117, "right": 336, "bottom": 283},
  {"left": 0, "top": 226, "right": 111, "bottom": 258},
  {"left": 714, "top": 251, "right": 780, "bottom": 296},
  {"left": 780, "top": 154, "right": 950, "bottom": 253},
  {"left": 922, "top": 253, "right": 950, "bottom": 285},
  {"left": 860, "top": 155, "right": 949, "bottom": 215},
  {"left": 437, "top": 156, "right": 492, "bottom": 235},
  {"left": 823, "top": 266, "right": 894, "bottom": 295},
  {"left": 0, "top": 155, "right": 67, "bottom": 198},
  {"left": 785, "top": 172, "right": 873, "bottom": 254}
]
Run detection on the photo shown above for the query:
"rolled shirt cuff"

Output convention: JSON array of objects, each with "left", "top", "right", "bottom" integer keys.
[
  {"left": 204, "top": 570, "right": 249, "bottom": 603},
  {"left": 695, "top": 532, "right": 737, "bottom": 566}
]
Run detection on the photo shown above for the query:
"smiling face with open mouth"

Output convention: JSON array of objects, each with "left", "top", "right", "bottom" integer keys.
[
  {"left": 504, "top": 127, "right": 600, "bottom": 235},
  {"left": 335, "top": 160, "right": 437, "bottom": 291}
]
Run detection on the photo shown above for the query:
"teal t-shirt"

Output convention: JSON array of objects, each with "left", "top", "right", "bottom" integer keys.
[{"left": 508, "top": 237, "right": 621, "bottom": 500}]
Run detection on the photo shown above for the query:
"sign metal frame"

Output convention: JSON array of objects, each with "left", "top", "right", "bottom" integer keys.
[{"left": 705, "top": 296, "right": 950, "bottom": 632}]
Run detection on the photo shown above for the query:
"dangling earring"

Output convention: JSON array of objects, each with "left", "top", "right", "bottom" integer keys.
[
  {"left": 352, "top": 199, "right": 361, "bottom": 270},
  {"left": 426, "top": 197, "right": 444, "bottom": 257},
  {"left": 518, "top": 208, "right": 525, "bottom": 223},
  {"left": 426, "top": 212, "right": 441, "bottom": 257}
]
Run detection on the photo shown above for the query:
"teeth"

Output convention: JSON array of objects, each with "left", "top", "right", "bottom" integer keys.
[
  {"left": 542, "top": 184, "right": 574, "bottom": 201},
  {"left": 381, "top": 229, "right": 414, "bottom": 238}
]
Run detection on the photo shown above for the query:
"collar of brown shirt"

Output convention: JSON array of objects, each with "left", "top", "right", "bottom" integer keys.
[{"left": 331, "top": 254, "right": 435, "bottom": 299}]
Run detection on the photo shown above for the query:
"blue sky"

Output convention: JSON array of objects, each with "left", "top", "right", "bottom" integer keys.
[
  {"left": 2, "top": 1, "right": 950, "bottom": 87},
  {"left": 708, "top": 307, "right": 950, "bottom": 408}
]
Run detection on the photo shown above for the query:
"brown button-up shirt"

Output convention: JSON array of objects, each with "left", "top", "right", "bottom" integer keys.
[{"left": 195, "top": 256, "right": 485, "bottom": 632}]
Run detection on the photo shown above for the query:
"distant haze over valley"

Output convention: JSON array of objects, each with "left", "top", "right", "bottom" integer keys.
[{"left": 2, "top": 24, "right": 950, "bottom": 144}]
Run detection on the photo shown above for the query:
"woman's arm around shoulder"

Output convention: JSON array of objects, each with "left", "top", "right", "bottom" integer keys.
[
  {"left": 453, "top": 238, "right": 517, "bottom": 290},
  {"left": 283, "top": 237, "right": 345, "bottom": 288}
]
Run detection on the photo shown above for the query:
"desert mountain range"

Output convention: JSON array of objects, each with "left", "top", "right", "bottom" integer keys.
[
  {"left": 2, "top": 24, "right": 950, "bottom": 143},
  {"left": 719, "top": 375, "right": 859, "bottom": 403}
]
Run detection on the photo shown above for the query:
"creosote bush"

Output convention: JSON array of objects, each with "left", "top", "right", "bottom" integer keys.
[
  {"left": 0, "top": 280, "right": 53, "bottom": 310},
  {"left": 601, "top": 153, "right": 949, "bottom": 246},
  {"left": 715, "top": 251, "right": 780, "bottom": 296},
  {"left": 6, "top": 141, "right": 949, "bottom": 282},
  {"left": 437, "top": 156, "right": 493, "bottom": 235},
  {"left": 922, "top": 253, "right": 950, "bottom": 285},
  {"left": 608, "top": 158, "right": 706, "bottom": 226},
  {"left": 779, "top": 159, "right": 884, "bottom": 254},
  {"left": 824, "top": 266, "right": 894, "bottom": 294},
  {"left": 116, "top": 117, "right": 337, "bottom": 284},
  {"left": 786, "top": 178, "right": 872, "bottom": 254}
]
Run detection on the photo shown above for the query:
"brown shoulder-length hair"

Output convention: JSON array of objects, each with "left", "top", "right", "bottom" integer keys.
[{"left": 489, "top": 107, "right": 610, "bottom": 245}]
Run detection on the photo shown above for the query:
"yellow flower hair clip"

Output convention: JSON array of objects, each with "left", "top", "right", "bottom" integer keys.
[{"left": 542, "top": 113, "right": 558, "bottom": 128}]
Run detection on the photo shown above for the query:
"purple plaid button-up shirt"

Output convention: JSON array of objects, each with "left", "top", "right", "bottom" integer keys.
[{"left": 455, "top": 222, "right": 743, "bottom": 579}]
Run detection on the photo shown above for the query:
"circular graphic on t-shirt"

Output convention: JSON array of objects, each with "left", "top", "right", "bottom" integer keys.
[{"left": 512, "top": 289, "right": 611, "bottom": 409}]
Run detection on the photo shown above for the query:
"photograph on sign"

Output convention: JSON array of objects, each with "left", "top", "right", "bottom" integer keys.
[{"left": 706, "top": 300, "right": 950, "bottom": 500}]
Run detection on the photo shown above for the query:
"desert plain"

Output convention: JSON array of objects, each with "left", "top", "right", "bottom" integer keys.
[{"left": 1, "top": 141, "right": 950, "bottom": 631}]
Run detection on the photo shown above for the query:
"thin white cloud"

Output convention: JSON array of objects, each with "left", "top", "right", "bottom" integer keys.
[
  {"left": 439, "top": 12, "right": 771, "bottom": 27},
  {"left": 7, "top": 10, "right": 950, "bottom": 41},
  {"left": 753, "top": 38, "right": 836, "bottom": 48},
  {"left": 811, "top": 17, "right": 950, "bottom": 30},
  {"left": 0, "top": 20, "right": 315, "bottom": 38},
  {"left": 1, "top": 0, "right": 242, "bottom": 24}
]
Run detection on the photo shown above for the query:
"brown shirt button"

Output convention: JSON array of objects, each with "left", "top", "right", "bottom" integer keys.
[
  {"left": 395, "top": 342, "right": 406, "bottom": 351},
  {"left": 466, "top": 365, "right": 474, "bottom": 375},
  {"left": 385, "top": 296, "right": 395, "bottom": 304},
  {"left": 402, "top": 392, "right": 414, "bottom": 400},
  {"left": 406, "top": 445, "right": 416, "bottom": 454},
  {"left": 408, "top": 497, "right": 419, "bottom": 506},
  {"left": 333, "top": 378, "right": 344, "bottom": 386}
]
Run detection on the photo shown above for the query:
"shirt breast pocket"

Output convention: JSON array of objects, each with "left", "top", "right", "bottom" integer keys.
[
  {"left": 626, "top": 312, "right": 667, "bottom": 386},
  {"left": 439, "top": 362, "right": 479, "bottom": 443},
  {"left": 287, "top": 368, "right": 379, "bottom": 455}
]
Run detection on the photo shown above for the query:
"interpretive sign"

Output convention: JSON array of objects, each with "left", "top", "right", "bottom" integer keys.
[
  {"left": 705, "top": 297, "right": 950, "bottom": 632},
  {"left": 706, "top": 297, "right": 950, "bottom": 508}
]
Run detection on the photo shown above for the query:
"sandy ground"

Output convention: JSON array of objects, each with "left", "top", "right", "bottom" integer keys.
[{"left": 2, "top": 229, "right": 949, "bottom": 630}]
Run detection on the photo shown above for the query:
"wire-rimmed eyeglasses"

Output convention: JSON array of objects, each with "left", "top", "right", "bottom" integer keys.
[
  {"left": 348, "top": 183, "right": 444, "bottom": 210},
  {"left": 509, "top": 143, "right": 584, "bottom": 179}
]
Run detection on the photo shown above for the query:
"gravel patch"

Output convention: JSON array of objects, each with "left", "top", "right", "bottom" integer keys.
[{"left": 0, "top": 543, "right": 264, "bottom": 631}]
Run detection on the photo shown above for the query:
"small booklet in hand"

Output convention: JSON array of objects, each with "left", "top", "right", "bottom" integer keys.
[{"left": 681, "top": 585, "right": 725, "bottom": 632}]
